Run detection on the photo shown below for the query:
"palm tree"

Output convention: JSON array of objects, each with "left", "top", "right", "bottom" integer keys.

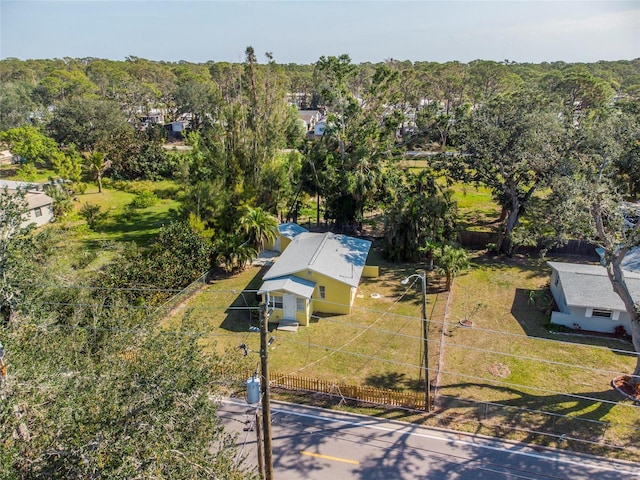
[
  {"left": 214, "top": 233, "right": 257, "bottom": 273},
  {"left": 238, "top": 206, "right": 278, "bottom": 251},
  {"left": 83, "top": 151, "right": 111, "bottom": 193},
  {"left": 434, "top": 244, "right": 470, "bottom": 291}
]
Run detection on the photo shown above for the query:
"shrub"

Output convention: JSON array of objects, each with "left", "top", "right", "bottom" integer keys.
[
  {"left": 79, "top": 202, "right": 107, "bottom": 230},
  {"left": 614, "top": 325, "right": 629, "bottom": 338},
  {"left": 128, "top": 190, "right": 158, "bottom": 209},
  {"left": 70, "top": 181, "right": 87, "bottom": 195}
]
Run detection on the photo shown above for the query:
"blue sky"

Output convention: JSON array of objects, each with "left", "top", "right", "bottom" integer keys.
[{"left": 1, "top": 1, "right": 638, "bottom": 64}]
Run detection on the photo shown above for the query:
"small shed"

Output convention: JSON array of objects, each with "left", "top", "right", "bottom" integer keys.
[{"left": 548, "top": 261, "right": 640, "bottom": 334}]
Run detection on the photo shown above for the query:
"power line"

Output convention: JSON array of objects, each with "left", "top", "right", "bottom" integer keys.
[
  {"left": 24, "top": 296, "right": 639, "bottom": 378},
  {"left": 275, "top": 335, "right": 640, "bottom": 410},
  {"left": 29, "top": 286, "right": 639, "bottom": 360},
  {"left": 317, "top": 315, "right": 639, "bottom": 378}
]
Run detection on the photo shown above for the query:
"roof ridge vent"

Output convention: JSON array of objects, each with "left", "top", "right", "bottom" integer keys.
[{"left": 308, "top": 232, "right": 332, "bottom": 265}]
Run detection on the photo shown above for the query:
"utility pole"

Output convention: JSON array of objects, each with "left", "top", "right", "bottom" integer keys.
[
  {"left": 420, "top": 271, "right": 431, "bottom": 412},
  {"left": 401, "top": 272, "right": 431, "bottom": 412},
  {"left": 259, "top": 302, "right": 274, "bottom": 480}
]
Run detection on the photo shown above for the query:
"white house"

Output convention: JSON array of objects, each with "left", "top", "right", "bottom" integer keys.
[
  {"left": 548, "top": 261, "right": 640, "bottom": 334},
  {"left": 313, "top": 120, "right": 327, "bottom": 136},
  {"left": 23, "top": 190, "right": 54, "bottom": 227},
  {"left": 0, "top": 180, "right": 55, "bottom": 228}
]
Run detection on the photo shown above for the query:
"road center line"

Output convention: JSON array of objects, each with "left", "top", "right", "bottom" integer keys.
[
  {"left": 222, "top": 399, "right": 639, "bottom": 477},
  {"left": 300, "top": 450, "right": 360, "bottom": 465}
]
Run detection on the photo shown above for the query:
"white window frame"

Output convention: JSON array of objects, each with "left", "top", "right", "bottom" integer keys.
[
  {"left": 591, "top": 308, "right": 612, "bottom": 318},
  {"left": 271, "top": 295, "right": 283, "bottom": 309},
  {"left": 296, "top": 297, "right": 306, "bottom": 311},
  {"left": 319, "top": 286, "right": 326, "bottom": 300}
]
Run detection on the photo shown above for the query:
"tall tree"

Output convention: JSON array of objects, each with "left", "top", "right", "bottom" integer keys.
[
  {"left": 552, "top": 107, "right": 640, "bottom": 386},
  {"left": 453, "top": 91, "right": 564, "bottom": 255},
  {"left": 312, "top": 56, "right": 402, "bottom": 229},
  {"left": 48, "top": 97, "right": 132, "bottom": 152},
  {"left": 382, "top": 169, "right": 458, "bottom": 263}
]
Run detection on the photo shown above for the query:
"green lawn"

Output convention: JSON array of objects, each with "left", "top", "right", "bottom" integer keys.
[
  {"left": 440, "top": 252, "right": 640, "bottom": 458},
  {"left": 69, "top": 180, "right": 182, "bottom": 247},
  {"left": 449, "top": 183, "right": 501, "bottom": 231},
  {"left": 166, "top": 248, "right": 640, "bottom": 460}
]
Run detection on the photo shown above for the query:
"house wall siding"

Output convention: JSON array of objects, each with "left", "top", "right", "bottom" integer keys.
[
  {"left": 24, "top": 205, "right": 53, "bottom": 227},
  {"left": 551, "top": 306, "right": 632, "bottom": 334},
  {"left": 305, "top": 271, "right": 352, "bottom": 315}
]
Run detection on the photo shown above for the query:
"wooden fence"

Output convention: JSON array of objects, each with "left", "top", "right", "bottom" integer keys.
[
  {"left": 270, "top": 372, "right": 427, "bottom": 410},
  {"left": 457, "top": 230, "right": 599, "bottom": 258}
]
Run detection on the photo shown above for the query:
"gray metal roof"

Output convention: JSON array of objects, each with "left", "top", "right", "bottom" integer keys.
[
  {"left": 257, "top": 275, "right": 316, "bottom": 298},
  {"left": 548, "top": 261, "right": 640, "bottom": 310},
  {"left": 0, "top": 180, "right": 42, "bottom": 191},
  {"left": 263, "top": 232, "right": 372, "bottom": 288},
  {"left": 1, "top": 187, "right": 53, "bottom": 209},
  {"left": 278, "top": 222, "right": 308, "bottom": 240}
]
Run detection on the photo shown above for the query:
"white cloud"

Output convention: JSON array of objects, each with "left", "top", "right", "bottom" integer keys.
[{"left": 496, "top": 8, "right": 639, "bottom": 36}]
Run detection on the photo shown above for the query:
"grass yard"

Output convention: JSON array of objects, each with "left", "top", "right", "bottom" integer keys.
[
  {"left": 165, "top": 247, "right": 640, "bottom": 460},
  {"left": 165, "top": 246, "right": 448, "bottom": 391},
  {"left": 449, "top": 183, "right": 501, "bottom": 231},
  {"left": 440, "top": 252, "right": 640, "bottom": 459},
  {"left": 67, "top": 180, "right": 182, "bottom": 247}
]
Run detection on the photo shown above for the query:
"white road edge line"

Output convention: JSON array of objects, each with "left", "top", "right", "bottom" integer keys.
[{"left": 221, "top": 399, "right": 640, "bottom": 476}]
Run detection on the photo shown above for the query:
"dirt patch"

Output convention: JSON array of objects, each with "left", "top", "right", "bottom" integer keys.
[{"left": 487, "top": 363, "right": 511, "bottom": 378}]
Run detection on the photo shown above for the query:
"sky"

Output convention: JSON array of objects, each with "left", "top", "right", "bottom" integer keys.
[{"left": 1, "top": 0, "right": 638, "bottom": 64}]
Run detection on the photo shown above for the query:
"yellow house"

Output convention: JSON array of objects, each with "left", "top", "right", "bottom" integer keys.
[
  {"left": 258, "top": 232, "right": 372, "bottom": 328},
  {"left": 264, "top": 222, "right": 308, "bottom": 252}
]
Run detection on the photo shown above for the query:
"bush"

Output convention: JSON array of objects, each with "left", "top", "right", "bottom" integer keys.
[
  {"left": 545, "top": 322, "right": 573, "bottom": 333},
  {"left": 70, "top": 181, "right": 88, "bottom": 195},
  {"left": 79, "top": 202, "right": 107, "bottom": 230},
  {"left": 128, "top": 190, "right": 158, "bottom": 209},
  {"left": 15, "top": 163, "right": 38, "bottom": 181},
  {"left": 614, "top": 325, "right": 630, "bottom": 338}
]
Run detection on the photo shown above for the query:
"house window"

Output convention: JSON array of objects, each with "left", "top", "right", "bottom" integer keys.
[
  {"left": 271, "top": 295, "right": 283, "bottom": 309},
  {"left": 34, "top": 207, "right": 42, "bottom": 217},
  {"left": 592, "top": 308, "right": 612, "bottom": 318},
  {"left": 554, "top": 273, "right": 559, "bottom": 287},
  {"left": 319, "top": 286, "right": 326, "bottom": 300},
  {"left": 296, "top": 298, "right": 305, "bottom": 311}
]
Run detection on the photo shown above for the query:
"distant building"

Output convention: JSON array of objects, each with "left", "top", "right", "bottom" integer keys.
[
  {"left": 0, "top": 180, "right": 55, "bottom": 227},
  {"left": 298, "top": 110, "right": 322, "bottom": 132}
]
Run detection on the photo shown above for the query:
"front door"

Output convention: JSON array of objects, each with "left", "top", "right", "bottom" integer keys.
[{"left": 283, "top": 293, "right": 297, "bottom": 320}]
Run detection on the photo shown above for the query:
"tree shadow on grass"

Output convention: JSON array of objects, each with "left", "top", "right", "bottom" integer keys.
[
  {"left": 365, "top": 372, "right": 422, "bottom": 392},
  {"left": 218, "top": 265, "right": 269, "bottom": 333},
  {"left": 435, "top": 382, "right": 639, "bottom": 451},
  {"left": 91, "top": 209, "right": 180, "bottom": 246}
]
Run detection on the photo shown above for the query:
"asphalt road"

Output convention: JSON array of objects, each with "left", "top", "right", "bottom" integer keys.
[{"left": 217, "top": 398, "right": 639, "bottom": 479}]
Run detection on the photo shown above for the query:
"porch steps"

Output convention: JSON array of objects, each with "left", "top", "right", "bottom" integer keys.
[{"left": 277, "top": 319, "right": 299, "bottom": 332}]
